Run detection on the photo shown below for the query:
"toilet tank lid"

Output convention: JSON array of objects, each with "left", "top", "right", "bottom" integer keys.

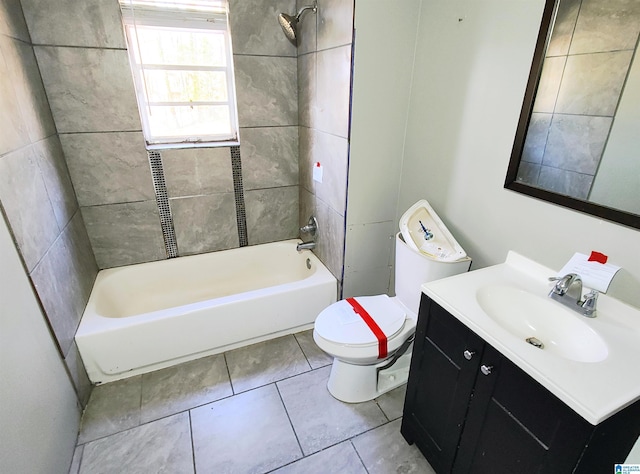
[
  {"left": 315, "top": 295, "right": 406, "bottom": 345},
  {"left": 399, "top": 199, "right": 468, "bottom": 262}
]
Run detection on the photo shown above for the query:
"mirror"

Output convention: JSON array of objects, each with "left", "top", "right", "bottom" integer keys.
[{"left": 505, "top": 0, "right": 640, "bottom": 230}]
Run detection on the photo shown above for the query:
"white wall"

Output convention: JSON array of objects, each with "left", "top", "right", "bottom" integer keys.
[
  {"left": 398, "top": 0, "right": 640, "bottom": 308},
  {"left": 344, "top": 0, "right": 422, "bottom": 297},
  {"left": 0, "top": 213, "right": 80, "bottom": 473}
]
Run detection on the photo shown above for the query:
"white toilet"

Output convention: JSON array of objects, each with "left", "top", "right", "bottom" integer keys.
[{"left": 313, "top": 200, "right": 472, "bottom": 403}]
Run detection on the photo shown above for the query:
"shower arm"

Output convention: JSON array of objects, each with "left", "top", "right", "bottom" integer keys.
[{"left": 295, "top": 3, "right": 317, "bottom": 21}]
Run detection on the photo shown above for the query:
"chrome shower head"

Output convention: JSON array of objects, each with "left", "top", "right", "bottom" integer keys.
[
  {"left": 277, "top": 2, "right": 317, "bottom": 44},
  {"left": 278, "top": 13, "right": 298, "bottom": 42}
]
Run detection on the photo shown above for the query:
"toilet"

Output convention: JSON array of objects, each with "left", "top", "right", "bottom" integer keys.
[{"left": 313, "top": 200, "right": 472, "bottom": 403}]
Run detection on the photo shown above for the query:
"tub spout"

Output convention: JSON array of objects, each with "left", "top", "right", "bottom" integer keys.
[{"left": 296, "top": 241, "right": 315, "bottom": 251}]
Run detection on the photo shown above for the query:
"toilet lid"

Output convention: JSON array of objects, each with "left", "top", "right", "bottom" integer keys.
[{"left": 315, "top": 295, "right": 406, "bottom": 346}]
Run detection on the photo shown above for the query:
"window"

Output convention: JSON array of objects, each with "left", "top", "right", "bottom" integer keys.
[{"left": 119, "top": 0, "right": 238, "bottom": 149}]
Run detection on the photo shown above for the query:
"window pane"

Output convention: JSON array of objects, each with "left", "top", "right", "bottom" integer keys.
[
  {"left": 133, "top": 26, "right": 226, "bottom": 67},
  {"left": 128, "top": 1, "right": 225, "bottom": 11},
  {"left": 144, "top": 69, "right": 227, "bottom": 102},
  {"left": 147, "top": 105, "right": 231, "bottom": 138}
]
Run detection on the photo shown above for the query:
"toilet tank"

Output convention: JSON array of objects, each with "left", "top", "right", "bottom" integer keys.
[{"left": 395, "top": 233, "right": 471, "bottom": 314}]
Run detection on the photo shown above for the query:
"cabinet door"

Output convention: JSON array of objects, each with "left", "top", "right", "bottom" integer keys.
[
  {"left": 402, "top": 296, "right": 484, "bottom": 473},
  {"left": 453, "top": 345, "right": 591, "bottom": 474}
]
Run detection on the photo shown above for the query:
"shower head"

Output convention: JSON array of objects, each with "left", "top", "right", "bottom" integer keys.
[{"left": 277, "top": 3, "right": 317, "bottom": 44}]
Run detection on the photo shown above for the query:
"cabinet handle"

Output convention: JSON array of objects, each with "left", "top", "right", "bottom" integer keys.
[
  {"left": 463, "top": 350, "right": 475, "bottom": 360},
  {"left": 480, "top": 365, "right": 493, "bottom": 376}
]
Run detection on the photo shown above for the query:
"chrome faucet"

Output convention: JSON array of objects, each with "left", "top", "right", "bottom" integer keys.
[
  {"left": 297, "top": 216, "right": 318, "bottom": 251},
  {"left": 296, "top": 241, "right": 316, "bottom": 251},
  {"left": 548, "top": 273, "right": 598, "bottom": 317}
]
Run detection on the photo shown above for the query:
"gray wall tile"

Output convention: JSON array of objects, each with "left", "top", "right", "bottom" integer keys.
[
  {"left": 0, "top": 0, "right": 31, "bottom": 41},
  {"left": 0, "top": 144, "right": 61, "bottom": 271},
  {"left": 296, "top": 0, "right": 317, "bottom": 54},
  {"left": 315, "top": 45, "right": 351, "bottom": 138},
  {"left": 543, "top": 114, "right": 612, "bottom": 174},
  {"left": 522, "top": 113, "right": 552, "bottom": 164},
  {"left": 245, "top": 186, "right": 299, "bottom": 245},
  {"left": 229, "top": 0, "right": 296, "bottom": 57},
  {"left": 313, "top": 197, "right": 344, "bottom": 280},
  {"left": 0, "top": 40, "right": 30, "bottom": 155},
  {"left": 538, "top": 166, "right": 594, "bottom": 200},
  {"left": 33, "top": 136, "right": 77, "bottom": 229},
  {"left": 60, "top": 132, "right": 155, "bottom": 206},
  {"left": 82, "top": 201, "right": 166, "bottom": 268},
  {"left": 532, "top": 56, "right": 565, "bottom": 113},
  {"left": 317, "top": 0, "right": 353, "bottom": 51},
  {"left": 570, "top": 0, "right": 640, "bottom": 54},
  {"left": 35, "top": 46, "right": 140, "bottom": 133},
  {"left": 64, "top": 210, "right": 99, "bottom": 307},
  {"left": 235, "top": 55, "right": 298, "bottom": 127},
  {"left": 297, "top": 52, "right": 316, "bottom": 128},
  {"left": 310, "top": 130, "right": 348, "bottom": 214},
  {"left": 64, "top": 341, "right": 93, "bottom": 408},
  {"left": 1, "top": 3, "right": 98, "bottom": 414},
  {"left": 298, "top": 126, "right": 314, "bottom": 192},
  {"left": 30, "top": 212, "right": 97, "bottom": 356},
  {"left": 516, "top": 161, "right": 541, "bottom": 186},
  {"left": 546, "top": 0, "right": 580, "bottom": 57},
  {"left": 241, "top": 126, "right": 298, "bottom": 190},
  {"left": 1, "top": 35, "right": 56, "bottom": 142},
  {"left": 555, "top": 50, "right": 633, "bottom": 116},
  {"left": 163, "top": 147, "right": 233, "bottom": 197},
  {"left": 21, "top": 0, "right": 126, "bottom": 48},
  {"left": 171, "top": 193, "right": 239, "bottom": 255},
  {"left": 299, "top": 186, "right": 316, "bottom": 232}
]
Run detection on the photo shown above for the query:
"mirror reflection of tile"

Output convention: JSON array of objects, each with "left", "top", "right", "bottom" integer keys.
[{"left": 517, "top": 0, "right": 640, "bottom": 201}]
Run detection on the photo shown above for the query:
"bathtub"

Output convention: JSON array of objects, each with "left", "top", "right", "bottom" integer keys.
[{"left": 75, "top": 239, "right": 337, "bottom": 384}]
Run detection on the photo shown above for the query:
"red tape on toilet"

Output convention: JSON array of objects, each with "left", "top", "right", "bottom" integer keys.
[{"left": 346, "top": 297, "right": 388, "bottom": 359}]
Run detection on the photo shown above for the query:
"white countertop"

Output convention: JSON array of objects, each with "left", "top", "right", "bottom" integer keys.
[{"left": 422, "top": 251, "right": 640, "bottom": 425}]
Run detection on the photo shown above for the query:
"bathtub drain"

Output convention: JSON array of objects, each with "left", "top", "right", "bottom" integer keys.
[{"left": 306, "top": 258, "right": 312, "bottom": 269}]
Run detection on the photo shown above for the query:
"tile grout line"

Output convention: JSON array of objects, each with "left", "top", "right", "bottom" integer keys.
[
  {"left": 274, "top": 382, "right": 305, "bottom": 461},
  {"left": 349, "top": 438, "right": 371, "bottom": 474},
  {"left": 188, "top": 410, "right": 197, "bottom": 473}
]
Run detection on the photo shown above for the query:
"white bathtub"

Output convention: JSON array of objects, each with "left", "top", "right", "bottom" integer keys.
[{"left": 76, "top": 239, "right": 337, "bottom": 384}]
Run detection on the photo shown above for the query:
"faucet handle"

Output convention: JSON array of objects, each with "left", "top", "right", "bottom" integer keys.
[
  {"left": 548, "top": 273, "right": 580, "bottom": 296},
  {"left": 581, "top": 290, "right": 598, "bottom": 316}
]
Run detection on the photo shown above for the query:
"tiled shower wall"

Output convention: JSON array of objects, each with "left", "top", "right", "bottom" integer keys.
[
  {"left": 22, "top": 0, "right": 301, "bottom": 269},
  {"left": 297, "top": 0, "right": 354, "bottom": 285},
  {"left": 517, "top": 0, "right": 640, "bottom": 199},
  {"left": 1, "top": 0, "right": 353, "bottom": 404},
  {"left": 0, "top": 0, "right": 97, "bottom": 405}
]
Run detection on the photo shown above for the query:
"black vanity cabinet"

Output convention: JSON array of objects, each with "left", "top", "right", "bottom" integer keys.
[{"left": 402, "top": 294, "right": 640, "bottom": 474}]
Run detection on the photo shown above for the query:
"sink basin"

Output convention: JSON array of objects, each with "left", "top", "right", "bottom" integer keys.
[{"left": 476, "top": 285, "right": 609, "bottom": 363}]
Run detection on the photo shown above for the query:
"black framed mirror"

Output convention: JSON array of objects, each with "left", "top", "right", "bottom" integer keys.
[{"left": 505, "top": 0, "right": 640, "bottom": 230}]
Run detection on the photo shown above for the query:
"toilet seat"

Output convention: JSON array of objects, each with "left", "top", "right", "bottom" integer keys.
[
  {"left": 315, "top": 295, "right": 405, "bottom": 346},
  {"left": 314, "top": 295, "right": 415, "bottom": 365}
]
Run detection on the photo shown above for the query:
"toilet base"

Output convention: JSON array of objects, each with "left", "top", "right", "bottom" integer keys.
[{"left": 326, "top": 351, "right": 412, "bottom": 403}]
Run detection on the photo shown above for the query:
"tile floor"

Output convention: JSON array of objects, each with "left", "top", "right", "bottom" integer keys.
[{"left": 68, "top": 330, "right": 436, "bottom": 474}]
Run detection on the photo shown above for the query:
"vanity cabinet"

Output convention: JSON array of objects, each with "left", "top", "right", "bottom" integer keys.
[{"left": 401, "top": 294, "right": 640, "bottom": 474}]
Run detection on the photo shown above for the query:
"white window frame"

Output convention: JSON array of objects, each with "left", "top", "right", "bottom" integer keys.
[{"left": 120, "top": 0, "right": 239, "bottom": 149}]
